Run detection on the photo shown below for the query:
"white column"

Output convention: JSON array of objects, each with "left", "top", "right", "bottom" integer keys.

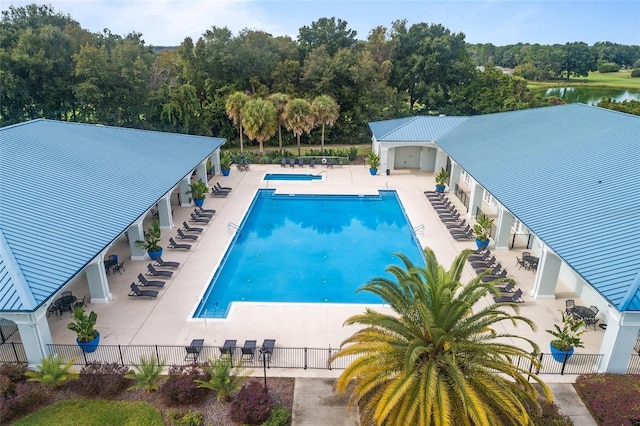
[
  {"left": 448, "top": 162, "right": 461, "bottom": 194},
  {"left": 466, "top": 181, "right": 483, "bottom": 218},
  {"left": 598, "top": 309, "right": 640, "bottom": 373},
  {"left": 179, "top": 177, "right": 191, "bottom": 207},
  {"left": 211, "top": 151, "right": 221, "bottom": 175},
  {"left": 380, "top": 147, "right": 389, "bottom": 173},
  {"left": 85, "top": 256, "right": 112, "bottom": 303},
  {"left": 434, "top": 148, "right": 447, "bottom": 173},
  {"left": 157, "top": 195, "right": 174, "bottom": 230},
  {"left": 8, "top": 310, "right": 53, "bottom": 367},
  {"left": 196, "top": 161, "right": 208, "bottom": 184},
  {"left": 128, "top": 222, "right": 146, "bottom": 260},
  {"left": 494, "top": 207, "right": 514, "bottom": 250},
  {"left": 531, "top": 247, "right": 561, "bottom": 299}
]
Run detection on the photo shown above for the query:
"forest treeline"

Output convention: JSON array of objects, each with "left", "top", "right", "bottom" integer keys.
[{"left": 2, "top": 4, "right": 639, "bottom": 147}]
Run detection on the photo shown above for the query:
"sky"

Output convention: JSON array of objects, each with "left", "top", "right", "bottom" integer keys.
[{"left": 3, "top": 0, "right": 640, "bottom": 47}]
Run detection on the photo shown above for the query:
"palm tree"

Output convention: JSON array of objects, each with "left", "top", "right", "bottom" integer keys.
[
  {"left": 311, "top": 95, "right": 339, "bottom": 154},
  {"left": 332, "top": 247, "right": 551, "bottom": 426},
  {"left": 242, "top": 98, "right": 277, "bottom": 153},
  {"left": 283, "top": 98, "right": 314, "bottom": 156},
  {"left": 267, "top": 93, "right": 289, "bottom": 152},
  {"left": 225, "top": 91, "right": 249, "bottom": 152}
]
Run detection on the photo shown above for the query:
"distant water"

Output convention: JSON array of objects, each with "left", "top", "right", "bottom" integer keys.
[{"left": 539, "top": 87, "right": 640, "bottom": 105}]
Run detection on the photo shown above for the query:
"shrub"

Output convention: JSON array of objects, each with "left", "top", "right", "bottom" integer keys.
[
  {"left": 598, "top": 62, "right": 620, "bottom": 73},
  {"left": 262, "top": 404, "right": 291, "bottom": 426},
  {"left": 1, "top": 381, "right": 54, "bottom": 423},
  {"left": 124, "top": 355, "right": 164, "bottom": 392},
  {"left": 575, "top": 373, "right": 640, "bottom": 425},
  {"left": 77, "top": 362, "right": 130, "bottom": 398},
  {"left": 631, "top": 68, "right": 640, "bottom": 78},
  {"left": 24, "top": 354, "right": 76, "bottom": 388},
  {"left": 160, "top": 364, "right": 209, "bottom": 406},
  {"left": 167, "top": 408, "right": 204, "bottom": 426},
  {"left": 0, "top": 363, "right": 27, "bottom": 384},
  {"left": 229, "top": 380, "right": 273, "bottom": 424},
  {"left": 195, "top": 358, "right": 248, "bottom": 402},
  {"left": 348, "top": 146, "right": 358, "bottom": 161},
  {"left": 0, "top": 374, "right": 13, "bottom": 398}
]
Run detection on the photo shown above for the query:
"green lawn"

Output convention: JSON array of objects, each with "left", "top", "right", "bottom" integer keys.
[
  {"left": 528, "top": 69, "right": 640, "bottom": 90},
  {"left": 12, "top": 399, "right": 164, "bottom": 426}
]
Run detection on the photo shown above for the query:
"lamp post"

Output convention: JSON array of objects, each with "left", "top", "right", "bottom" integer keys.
[{"left": 259, "top": 345, "right": 268, "bottom": 390}]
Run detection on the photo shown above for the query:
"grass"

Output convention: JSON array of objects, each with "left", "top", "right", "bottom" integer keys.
[
  {"left": 12, "top": 399, "right": 164, "bottom": 426},
  {"left": 528, "top": 69, "right": 640, "bottom": 90}
]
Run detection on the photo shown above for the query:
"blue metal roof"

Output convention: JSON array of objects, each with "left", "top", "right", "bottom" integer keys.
[
  {"left": 372, "top": 104, "right": 640, "bottom": 312},
  {"left": 369, "top": 116, "right": 470, "bottom": 142},
  {"left": 0, "top": 119, "right": 225, "bottom": 312}
]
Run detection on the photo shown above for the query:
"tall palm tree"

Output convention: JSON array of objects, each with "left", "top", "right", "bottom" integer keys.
[
  {"left": 225, "top": 91, "right": 249, "bottom": 152},
  {"left": 332, "top": 247, "right": 551, "bottom": 426},
  {"left": 242, "top": 98, "right": 277, "bottom": 153},
  {"left": 267, "top": 93, "right": 289, "bottom": 152},
  {"left": 311, "top": 95, "right": 339, "bottom": 154},
  {"left": 283, "top": 98, "right": 314, "bottom": 156}
]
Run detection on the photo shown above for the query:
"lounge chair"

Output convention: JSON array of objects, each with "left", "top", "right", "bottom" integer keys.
[
  {"left": 137, "top": 274, "right": 166, "bottom": 288},
  {"left": 193, "top": 208, "right": 213, "bottom": 218},
  {"left": 129, "top": 283, "right": 159, "bottom": 298},
  {"left": 146, "top": 264, "right": 173, "bottom": 278},
  {"left": 281, "top": 157, "right": 286, "bottom": 167},
  {"left": 495, "top": 282, "right": 514, "bottom": 292},
  {"left": 298, "top": 158, "right": 304, "bottom": 167},
  {"left": 449, "top": 225, "right": 471, "bottom": 236},
  {"left": 468, "top": 250, "right": 490, "bottom": 262},
  {"left": 154, "top": 256, "right": 180, "bottom": 268},
  {"left": 260, "top": 339, "right": 275, "bottom": 361},
  {"left": 452, "top": 230, "right": 473, "bottom": 240},
  {"left": 492, "top": 288, "right": 523, "bottom": 303},
  {"left": 481, "top": 269, "right": 508, "bottom": 282},
  {"left": 190, "top": 213, "right": 210, "bottom": 223},
  {"left": 215, "top": 182, "right": 232, "bottom": 191},
  {"left": 168, "top": 237, "right": 192, "bottom": 250},
  {"left": 182, "top": 221, "right": 203, "bottom": 233},
  {"left": 185, "top": 339, "right": 204, "bottom": 361},
  {"left": 177, "top": 229, "right": 198, "bottom": 241},
  {"left": 445, "top": 219, "right": 467, "bottom": 229},
  {"left": 471, "top": 256, "right": 497, "bottom": 271},
  {"left": 220, "top": 339, "right": 236, "bottom": 358},
  {"left": 289, "top": 158, "right": 295, "bottom": 167},
  {"left": 309, "top": 158, "right": 316, "bottom": 168},
  {"left": 440, "top": 213, "right": 461, "bottom": 223},
  {"left": 196, "top": 206, "right": 216, "bottom": 214},
  {"left": 242, "top": 340, "right": 256, "bottom": 361},
  {"left": 211, "top": 187, "right": 229, "bottom": 197}
]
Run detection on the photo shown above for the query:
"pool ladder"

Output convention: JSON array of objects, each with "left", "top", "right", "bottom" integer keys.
[
  {"left": 413, "top": 224, "right": 425, "bottom": 236},
  {"left": 227, "top": 222, "right": 240, "bottom": 235}
]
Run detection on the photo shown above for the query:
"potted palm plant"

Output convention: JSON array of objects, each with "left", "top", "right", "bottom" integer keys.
[
  {"left": 187, "top": 180, "right": 208, "bottom": 207},
  {"left": 546, "top": 310, "right": 585, "bottom": 362},
  {"left": 473, "top": 214, "right": 494, "bottom": 250},
  {"left": 220, "top": 151, "right": 232, "bottom": 176},
  {"left": 367, "top": 151, "right": 380, "bottom": 176},
  {"left": 67, "top": 307, "right": 100, "bottom": 353},
  {"left": 434, "top": 168, "right": 449, "bottom": 193},
  {"left": 135, "top": 219, "right": 162, "bottom": 260}
]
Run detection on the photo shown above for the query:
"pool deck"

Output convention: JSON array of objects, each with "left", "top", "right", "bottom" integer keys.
[{"left": 40, "top": 164, "right": 605, "bottom": 379}]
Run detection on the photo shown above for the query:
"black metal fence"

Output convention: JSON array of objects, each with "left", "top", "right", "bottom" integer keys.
[
  {"left": 2, "top": 343, "right": 639, "bottom": 375},
  {"left": 509, "top": 233, "right": 534, "bottom": 249},
  {"left": 0, "top": 319, "right": 18, "bottom": 344}
]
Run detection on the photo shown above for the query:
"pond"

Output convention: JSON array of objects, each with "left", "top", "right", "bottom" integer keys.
[{"left": 536, "top": 87, "right": 640, "bottom": 105}]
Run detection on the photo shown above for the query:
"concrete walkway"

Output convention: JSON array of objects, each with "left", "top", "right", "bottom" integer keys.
[{"left": 292, "top": 378, "right": 596, "bottom": 426}]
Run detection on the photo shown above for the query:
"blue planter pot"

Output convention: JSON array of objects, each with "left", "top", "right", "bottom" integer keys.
[
  {"left": 369, "top": 168, "right": 378, "bottom": 176},
  {"left": 475, "top": 238, "right": 490, "bottom": 250},
  {"left": 550, "top": 343, "right": 574, "bottom": 362},
  {"left": 77, "top": 332, "right": 100, "bottom": 353},
  {"left": 194, "top": 198, "right": 204, "bottom": 207},
  {"left": 222, "top": 169, "right": 230, "bottom": 176},
  {"left": 148, "top": 248, "right": 163, "bottom": 260},
  {"left": 435, "top": 184, "right": 446, "bottom": 193}
]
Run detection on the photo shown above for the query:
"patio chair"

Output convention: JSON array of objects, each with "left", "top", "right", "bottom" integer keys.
[
  {"left": 211, "top": 187, "right": 229, "bottom": 197},
  {"left": 73, "top": 295, "right": 87, "bottom": 309},
  {"left": 184, "top": 339, "right": 204, "bottom": 362},
  {"left": 193, "top": 208, "right": 214, "bottom": 219},
  {"left": 298, "top": 157, "right": 304, "bottom": 167},
  {"left": 468, "top": 250, "right": 490, "bottom": 262},
  {"left": 472, "top": 256, "right": 497, "bottom": 271},
  {"left": 259, "top": 339, "right": 275, "bottom": 362},
  {"left": 196, "top": 206, "right": 216, "bottom": 214},
  {"left": 46, "top": 303, "right": 60, "bottom": 318},
  {"left": 289, "top": 158, "right": 295, "bottom": 168},
  {"left": 281, "top": 157, "right": 286, "bottom": 167},
  {"left": 242, "top": 340, "right": 256, "bottom": 361},
  {"left": 169, "top": 237, "right": 192, "bottom": 250},
  {"left": 481, "top": 269, "right": 508, "bottom": 282},
  {"left": 146, "top": 264, "right": 173, "bottom": 278},
  {"left": 112, "top": 261, "right": 126, "bottom": 274},
  {"left": 182, "top": 221, "right": 203, "bottom": 233},
  {"left": 492, "top": 288, "right": 524, "bottom": 303},
  {"left": 440, "top": 213, "right": 461, "bottom": 223},
  {"left": 190, "top": 213, "right": 210, "bottom": 224},
  {"left": 449, "top": 225, "right": 471, "bottom": 236},
  {"left": 516, "top": 256, "right": 527, "bottom": 269},
  {"left": 309, "top": 158, "right": 316, "bottom": 168},
  {"left": 177, "top": 229, "right": 198, "bottom": 241},
  {"left": 129, "top": 283, "right": 158, "bottom": 298},
  {"left": 220, "top": 339, "right": 236, "bottom": 358},
  {"left": 495, "top": 282, "right": 514, "bottom": 292},
  {"left": 565, "top": 299, "right": 575, "bottom": 315},
  {"left": 137, "top": 274, "right": 166, "bottom": 288},
  {"left": 215, "top": 182, "right": 232, "bottom": 191},
  {"left": 451, "top": 230, "right": 473, "bottom": 240},
  {"left": 154, "top": 256, "right": 180, "bottom": 268}
]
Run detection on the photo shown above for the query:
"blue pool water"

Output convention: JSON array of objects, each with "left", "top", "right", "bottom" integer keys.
[
  {"left": 264, "top": 173, "right": 323, "bottom": 181},
  {"left": 194, "top": 189, "right": 425, "bottom": 318}
]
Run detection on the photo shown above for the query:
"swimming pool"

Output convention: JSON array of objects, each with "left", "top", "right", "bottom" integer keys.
[
  {"left": 194, "top": 189, "right": 425, "bottom": 318},
  {"left": 263, "top": 173, "right": 323, "bottom": 181}
]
